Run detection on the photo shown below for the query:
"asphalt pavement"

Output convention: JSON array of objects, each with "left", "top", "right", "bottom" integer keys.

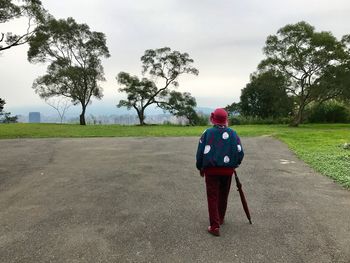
[{"left": 0, "top": 137, "right": 349, "bottom": 263}]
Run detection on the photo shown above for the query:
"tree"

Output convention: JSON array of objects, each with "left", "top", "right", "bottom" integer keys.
[
  {"left": 340, "top": 35, "right": 350, "bottom": 101},
  {"left": 28, "top": 17, "right": 110, "bottom": 125},
  {"left": 117, "top": 47, "right": 198, "bottom": 125},
  {"left": 225, "top": 102, "right": 241, "bottom": 116},
  {"left": 258, "top": 21, "right": 344, "bottom": 126},
  {"left": 117, "top": 72, "right": 158, "bottom": 125},
  {"left": 239, "top": 70, "right": 293, "bottom": 119},
  {"left": 161, "top": 91, "right": 198, "bottom": 125},
  {"left": 0, "top": 98, "right": 17, "bottom": 123},
  {"left": 313, "top": 34, "right": 350, "bottom": 105},
  {"left": 0, "top": 0, "right": 46, "bottom": 52},
  {"left": 45, "top": 97, "right": 72, "bottom": 123},
  {"left": 0, "top": 98, "right": 5, "bottom": 112}
]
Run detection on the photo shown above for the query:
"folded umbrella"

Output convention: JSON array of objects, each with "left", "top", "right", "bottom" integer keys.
[{"left": 234, "top": 170, "right": 252, "bottom": 224}]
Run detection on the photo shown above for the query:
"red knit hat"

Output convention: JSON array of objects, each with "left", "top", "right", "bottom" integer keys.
[{"left": 210, "top": 108, "right": 228, "bottom": 126}]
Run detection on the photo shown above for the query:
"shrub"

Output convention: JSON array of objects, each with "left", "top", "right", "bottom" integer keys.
[
  {"left": 195, "top": 114, "right": 209, "bottom": 126},
  {"left": 307, "top": 101, "right": 350, "bottom": 123},
  {"left": 228, "top": 115, "right": 291, "bottom": 125}
]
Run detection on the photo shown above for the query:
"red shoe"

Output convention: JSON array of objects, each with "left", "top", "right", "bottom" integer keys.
[{"left": 207, "top": 226, "right": 220, "bottom": 236}]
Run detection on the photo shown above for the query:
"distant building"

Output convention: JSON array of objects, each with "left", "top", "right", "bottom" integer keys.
[{"left": 29, "top": 112, "right": 41, "bottom": 123}]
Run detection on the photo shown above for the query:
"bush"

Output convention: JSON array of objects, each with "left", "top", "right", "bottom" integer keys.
[
  {"left": 307, "top": 101, "right": 350, "bottom": 123},
  {"left": 195, "top": 114, "right": 209, "bottom": 126},
  {"left": 230, "top": 117, "right": 241, "bottom": 125},
  {"left": 228, "top": 115, "right": 291, "bottom": 125}
]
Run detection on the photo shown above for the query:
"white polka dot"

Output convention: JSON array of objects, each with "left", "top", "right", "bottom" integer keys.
[
  {"left": 222, "top": 132, "right": 229, "bottom": 140},
  {"left": 224, "top": 156, "right": 230, "bottom": 163},
  {"left": 204, "top": 145, "right": 211, "bottom": 154},
  {"left": 199, "top": 139, "right": 202, "bottom": 143},
  {"left": 237, "top": 145, "right": 242, "bottom": 152}
]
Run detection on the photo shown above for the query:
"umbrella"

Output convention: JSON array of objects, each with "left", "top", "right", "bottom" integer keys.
[{"left": 234, "top": 170, "right": 252, "bottom": 224}]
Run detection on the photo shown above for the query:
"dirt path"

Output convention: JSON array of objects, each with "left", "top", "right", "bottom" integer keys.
[{"left": 0, "top": 137, "right": 349, "bottom": 262}]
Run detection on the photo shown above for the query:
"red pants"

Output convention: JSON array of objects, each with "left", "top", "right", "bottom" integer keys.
[{"left": 205, "top": 175, "right": 232, "bottom": 229}]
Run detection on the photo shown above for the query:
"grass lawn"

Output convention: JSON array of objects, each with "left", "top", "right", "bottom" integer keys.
[
  {"left": 1, "top": 123, "right": 349, "bottom": 188},
  {"left": 273, "top": 125, "right": 350, "bottom": 188}
]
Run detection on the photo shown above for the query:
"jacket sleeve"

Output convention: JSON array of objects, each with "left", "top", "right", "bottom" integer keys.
[
  {"left": 235, "top": 133, "right": 244, "bottom": 165},
  {"left": 196, "top": 131, "right": 207, "bottom": 170}
]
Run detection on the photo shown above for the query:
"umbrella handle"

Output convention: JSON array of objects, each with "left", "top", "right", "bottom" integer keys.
[{"left": 234, "top": 170, "right": 242, "bottom": 189}]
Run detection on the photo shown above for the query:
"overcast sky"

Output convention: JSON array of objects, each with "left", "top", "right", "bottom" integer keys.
[{"left": 1, "top": 0, "right": 350, "bottom": 114}]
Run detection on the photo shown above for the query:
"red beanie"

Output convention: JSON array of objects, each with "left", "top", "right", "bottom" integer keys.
[{"left": 210, "top": 108, "right": 228, "bottom": 126}]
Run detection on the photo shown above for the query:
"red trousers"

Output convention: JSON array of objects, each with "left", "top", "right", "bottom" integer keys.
[{"left": 205, "top": 175, "right": 232, "bottom": 229}]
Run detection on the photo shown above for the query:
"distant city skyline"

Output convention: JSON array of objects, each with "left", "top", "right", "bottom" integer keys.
[
  {"left": 1, "top": 0, "right": 350, "bottom": 112},
  {"left": 8, "top": 99, "right": 215, "bottom": 124},
  {"left": 7, "top": 98, "right": 214, "bottom": 117},
  {"left": 14, "top": 104, "right": 213, "bottom": 124}
]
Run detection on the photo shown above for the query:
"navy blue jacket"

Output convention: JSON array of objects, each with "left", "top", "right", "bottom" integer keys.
[{"left": 196, "top": 126, "right": 244, "bottom": 173}]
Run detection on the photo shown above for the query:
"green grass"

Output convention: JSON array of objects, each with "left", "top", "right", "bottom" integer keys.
[
  {"left": 1, "top": 123, "right": 349, "bottom": 188},
  {"left": 0, "top": 123, "right": 208, "bottom": 138},
  {"left": 0, "top": 123, "right": 285, "bottom": 138},
  {"left": 275, "top": 125, "right": 350, "bottom": 188}
]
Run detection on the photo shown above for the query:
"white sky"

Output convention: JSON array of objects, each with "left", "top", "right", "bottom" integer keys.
[{"left": 1, "top": 0, "right": 350, "bottom": 113}]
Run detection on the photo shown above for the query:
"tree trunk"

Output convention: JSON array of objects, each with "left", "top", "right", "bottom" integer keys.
[
  {"left": 138, "top": 110, "right": 145, "bottom": 125},
  {"left": 134, "top": 106, "right": 146, "bottom": 126},
  {"left": 290, "top": 103, "right": 305, "bottom": 127},
  {"left": 80, "top": 105, "right": 86, "bottom": 125}
]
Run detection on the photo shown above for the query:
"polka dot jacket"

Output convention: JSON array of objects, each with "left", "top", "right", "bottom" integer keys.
[{"left": 196, "top": 125, "right": 244, "bottom": 175}]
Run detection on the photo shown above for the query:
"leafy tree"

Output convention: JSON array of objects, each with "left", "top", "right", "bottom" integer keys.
[
  {"left": 259, "top": 21, "right": 344, "bottom": 126},
  {"left": 0, "top": 98, "right": 17, "bottom": 123},
  {"left": 1, "top": 113, "right": 17, "bottom": 123},
  {"left": 117, "top": 47, "right": 198, "bottom": 125},
  {"left": 0, "top": 98, "right": 5, "bottom": 112},
  {"left": 28, "top": 17, "right": 110, "bottom": 125},
  {"left": 161, "top": 91, "right": 198, "bottom": 125},
  {"left": 313, "top": 35, "right": 350, "bottom": 104},
  {"left": 117, "top": 72, "right": 158, "bottom": 125},
  {"left": 225, "top": 102, "right": 241, "bottom": 116},
  {"left": 340, "top": 35, "right": 350, "bottom": 101},
  {"left": 0, "top": 0, "right": 46, "bottom": 52},
  {"left": 240, "top": 70, "right": 293, "bottom": 119}
]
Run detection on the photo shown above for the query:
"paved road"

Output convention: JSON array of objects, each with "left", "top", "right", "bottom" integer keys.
[{"left": 0, "top": 137, "right": 349, "bottom": 263}]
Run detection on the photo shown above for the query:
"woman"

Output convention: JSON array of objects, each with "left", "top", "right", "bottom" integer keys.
[{"left": 196, "top": 108, "right": 244, "bottom": 236}]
